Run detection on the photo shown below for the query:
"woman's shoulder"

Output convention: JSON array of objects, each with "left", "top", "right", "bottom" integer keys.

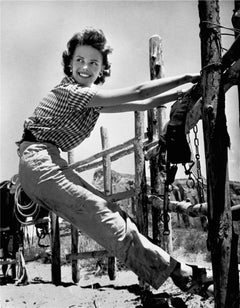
[
  {"left": 52, "top": 77, "right": 81, "bottom": 94},
  {"left": 55, "top": 77, "right": 97, "bottom": 94},
  {"left": 55, "top": 76, "right": 77, "bottom": 88},
  {"left": 52, "top": 77, "right": 98, "bottom": 107}
]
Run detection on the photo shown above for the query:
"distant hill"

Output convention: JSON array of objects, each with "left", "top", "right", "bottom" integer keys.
[
  {"left": 92, "top": 168, "right": 240, "bottom": 227},
  {"left": 92, "top": 167, "right": 240, "bottom": 206}
]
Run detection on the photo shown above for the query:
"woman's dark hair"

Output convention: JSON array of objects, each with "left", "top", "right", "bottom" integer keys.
[{"left": 62, "top": 28, "right": 112, "bottom": 84}]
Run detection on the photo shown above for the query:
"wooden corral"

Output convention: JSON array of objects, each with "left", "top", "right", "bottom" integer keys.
[
  {"left": 64, "top": 2, "right": 240, "bottom": 306},
  {"left": 3, "top": 1, "right": 238, "bottom": 307}
]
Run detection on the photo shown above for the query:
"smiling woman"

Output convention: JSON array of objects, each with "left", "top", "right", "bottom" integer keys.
[{"left": 15, "top": 27, "right": 213, "bottom": 294}]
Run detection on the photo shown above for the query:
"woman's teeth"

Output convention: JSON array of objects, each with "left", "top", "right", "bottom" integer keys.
[{"left": 79, "top": 72, "right": 90, "bottom": 78}]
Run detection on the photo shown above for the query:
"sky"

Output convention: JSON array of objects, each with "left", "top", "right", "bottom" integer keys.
[{"left": 1, "top": 0, "right": 239, "bottom": 184}]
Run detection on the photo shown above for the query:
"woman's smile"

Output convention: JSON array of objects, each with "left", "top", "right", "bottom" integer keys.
[
  {"left": 78, "top": 71, "right": 92, "bottom": 78},
  {"left": 71, "top": 45, "right": 103, "bottom": 87}
]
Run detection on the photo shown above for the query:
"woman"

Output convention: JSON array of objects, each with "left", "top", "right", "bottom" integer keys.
[{"left": 17, "top": 28, "right": 212, "bottom": 294}]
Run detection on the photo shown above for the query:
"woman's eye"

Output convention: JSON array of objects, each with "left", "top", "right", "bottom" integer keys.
[{"left": 91, "top": 61, "right": 99, "bottom": 67}]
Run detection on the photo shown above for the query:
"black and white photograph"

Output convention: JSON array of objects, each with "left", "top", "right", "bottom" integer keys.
[{"left": 1, "top": 1, "right": 240, "bottom": 307}]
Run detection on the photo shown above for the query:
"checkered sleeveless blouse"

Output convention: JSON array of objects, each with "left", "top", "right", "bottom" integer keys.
[{"left": 23, "top": 76, "right": 101, "bottom": 152}]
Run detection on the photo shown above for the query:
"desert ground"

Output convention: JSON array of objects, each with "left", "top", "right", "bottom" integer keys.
[{"left": 1, "top": 257, "right": 215, "bottom": 308}]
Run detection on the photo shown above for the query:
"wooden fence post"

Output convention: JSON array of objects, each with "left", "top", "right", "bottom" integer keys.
[
  {"left": 68, "top": 150, "right": 80, "bottom": 283},
  {"left": 232, "top": 0, "right": 240, "bottom": 126},
  {"left": 100, "top": 127, "right": 116, "bottom": 280},
  {"left": 134, "top": 112, "right": 148, "bottom": 236},
  {"left": 229, "top": 1, "right": 240, "bottom": 306},
  {"left": 50, "top": 212, "right": 61, "bottom": 285},
  {"left": 149, "top": 35, "right": 172, "bottom": 253},
  {"left": 198, "top": 1, "right": 236, "bottom": 306}
]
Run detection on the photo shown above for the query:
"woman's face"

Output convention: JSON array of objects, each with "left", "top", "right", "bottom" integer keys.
[{"left": 71, "top": 45, "right": 103, "bottom": 87}]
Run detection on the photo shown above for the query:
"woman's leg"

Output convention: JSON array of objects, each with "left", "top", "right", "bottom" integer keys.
[{"left": 18, "top": 141, "right": 177, "bottom": 289}]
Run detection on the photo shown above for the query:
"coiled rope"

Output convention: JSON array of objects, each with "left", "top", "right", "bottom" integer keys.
[{"left": 14, "top": 184, "right": 40, "bottom": 225}]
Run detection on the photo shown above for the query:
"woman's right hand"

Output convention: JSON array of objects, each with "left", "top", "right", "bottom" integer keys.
[{"left": 186, "top": 73, "right": 200, "bottom": 84}]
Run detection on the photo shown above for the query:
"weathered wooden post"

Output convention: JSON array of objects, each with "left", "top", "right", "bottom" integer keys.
[
  {"left": 100, "top": 127, "right": 116, "bottom": 280},
  {"left": 134, "top": 112, "right": 148, "bottom": 236},
  {"left": 50, "top": 212, "right": 61, "bottom": 285},
  {"left": 229, "top": 1, "right": 240, "bottom": 306},
  {"left": 232, "top": 0, "right": 240, "bottom": 126},
  {"left": 134, "top": 111, "right": 149, "bottom": 290},
  {"left": 198, "top": 1, "right": 236, "bottom": 306},
  {"left": 68, "top": 150, "right": 80, "bottom": 283},
  {"left": 149, "top": 35, "right": 172, "bottom": 253}
]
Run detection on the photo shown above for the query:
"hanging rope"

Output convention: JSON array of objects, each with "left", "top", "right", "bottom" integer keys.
[
  {"left": 14, "top": 183, "right": 50, "bottom": 247},
  {"left": 200, "top": 20, "right": 240, "bottom": 35},
  {"left": 14, "top": 184, "right": 40, "bottom": 225}
]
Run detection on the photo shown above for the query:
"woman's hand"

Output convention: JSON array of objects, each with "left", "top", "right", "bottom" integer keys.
[{"left": 186, "top": 73, "right": 200, "bottom": 84}]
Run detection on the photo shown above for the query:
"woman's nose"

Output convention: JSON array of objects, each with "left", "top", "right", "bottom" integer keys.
[{"left": 82, "top": 62, "right": 89, "bottom": 70}]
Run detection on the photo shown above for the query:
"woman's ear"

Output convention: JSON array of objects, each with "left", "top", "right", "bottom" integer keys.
[{"left": 69, "top": 60, "right": 73, "bottom": 73}]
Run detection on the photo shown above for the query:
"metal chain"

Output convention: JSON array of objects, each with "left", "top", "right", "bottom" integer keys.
[
  {"left": 193, "top": 125, "right": 205, "bottom": 203},
  {"left": 184, "top": 134, "right": 195, "bottom": 188}
]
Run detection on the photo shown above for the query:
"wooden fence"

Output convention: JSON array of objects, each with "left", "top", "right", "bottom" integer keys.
[
  {"left": 48, "top": 4, "right": 240, "bottom": 305},
  {"left": 50, "top": 35, "right": 169, "bottom": 284},
  {"left": 51, "top": 124, "right": 160, "bottom": 283}
]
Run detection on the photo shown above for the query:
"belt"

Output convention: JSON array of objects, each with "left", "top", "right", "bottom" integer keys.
[{"left": 18, "top": 129, "right": 57, "bottom": 146}]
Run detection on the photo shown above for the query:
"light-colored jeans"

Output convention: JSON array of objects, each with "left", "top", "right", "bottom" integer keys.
[{"left": 18, "top": 141, "right": 177, "bottom": 289}]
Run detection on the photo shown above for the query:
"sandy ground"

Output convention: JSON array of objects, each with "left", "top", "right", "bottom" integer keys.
[{"left": 0, "top": 260, "right": 215, "bottom": 308}]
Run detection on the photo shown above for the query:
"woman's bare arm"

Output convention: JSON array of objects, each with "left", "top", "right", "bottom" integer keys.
[
  {"left": 88, "top": 74, "right": 199, "bottom": 108},
  {"left": 100, "top": 89, "right": 185, "bottom": 113}
]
